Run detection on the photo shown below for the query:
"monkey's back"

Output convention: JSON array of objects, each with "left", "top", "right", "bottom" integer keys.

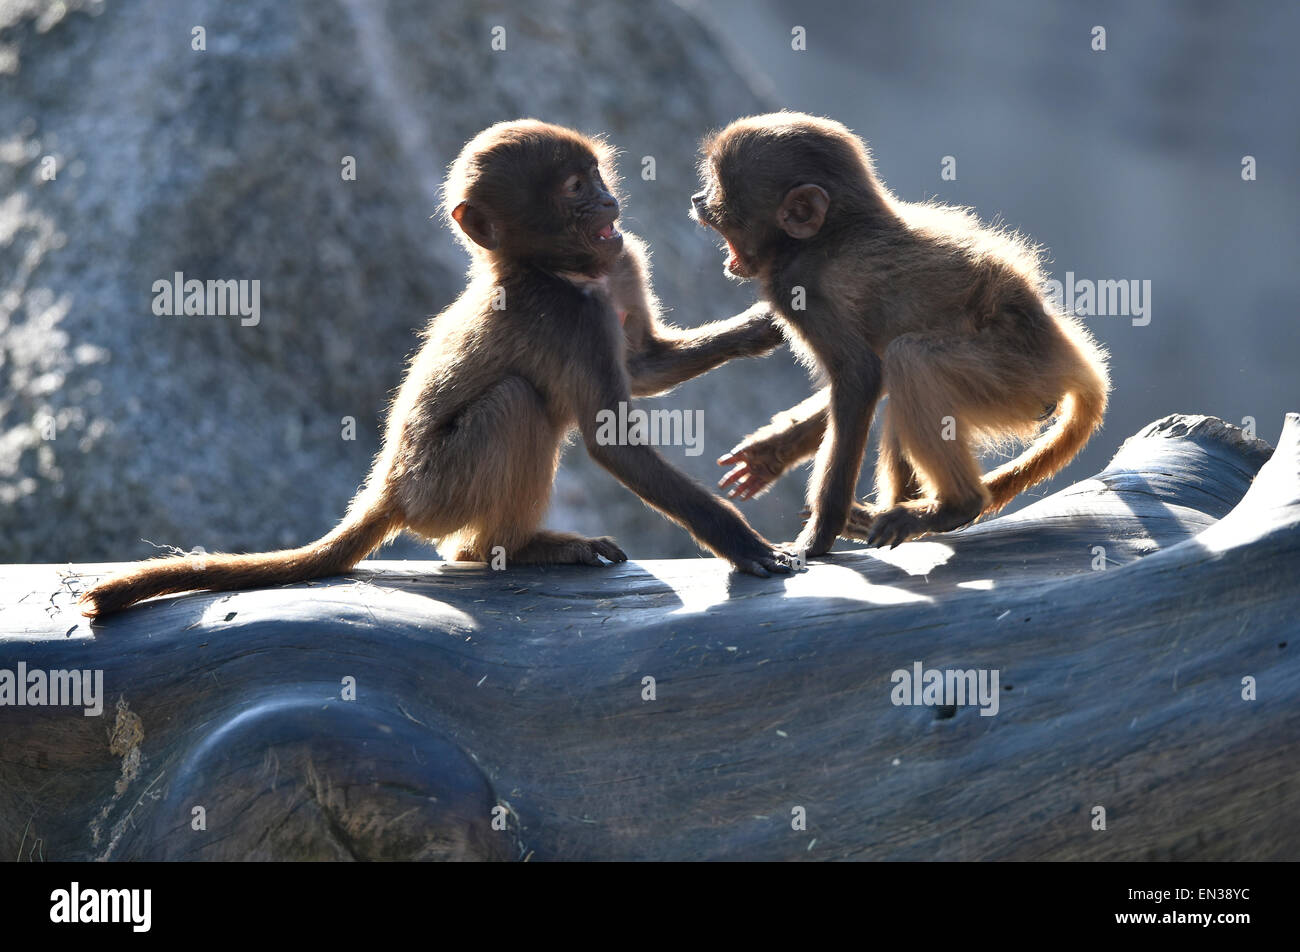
[{"left": 805, "top": 200, "right": 1055, "bottom": 358}]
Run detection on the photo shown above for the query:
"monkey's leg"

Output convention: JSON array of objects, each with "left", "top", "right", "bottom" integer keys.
[
  {"left": 415, "top": 378, "right": 626, "bottom": 569},
  {"left": 792, "top": 356, "right": 882, "bottom": 557},
  {"left": 865, "top": 337, "right": 990, "bottom": 548},
  {"left": 841, "top": 403, "right": 922, "bottom": 541},
  {"left": 628, "top": 306, "right": 784, "bottom": 397},
  {"left": 875, "top": 407, "right": 924, "bottom": 507},
  {"left": 394, "top": 377, "right": 558, "bottom": 560},
  {"left": 718, "top": 387, "right": 829, "bottom": 500}
]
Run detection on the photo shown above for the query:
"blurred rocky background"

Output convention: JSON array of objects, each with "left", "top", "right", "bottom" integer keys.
[{"left": 1, "top": 0, "right": 1296, "bottom": 563}]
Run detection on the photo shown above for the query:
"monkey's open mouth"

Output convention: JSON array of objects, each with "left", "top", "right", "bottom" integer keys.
[
  {"left": 723, "top": 238, "right": 750, "bottom": 276},
  {"left": 594, "top": 223, "right": 620, "bottom": 242}
]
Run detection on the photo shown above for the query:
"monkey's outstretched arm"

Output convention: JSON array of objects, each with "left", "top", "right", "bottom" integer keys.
[
  {"left": 718, "top": 386, "right": 830, "bottom": 499},
  {"left": 576, "top": 365, "right": 791, "bottom": 577},
  {"left": 627, "top": 303, "right": 784, "bottom": 397}
]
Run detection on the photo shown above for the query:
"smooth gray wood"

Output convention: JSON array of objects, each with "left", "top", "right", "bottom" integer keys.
[{"left": 1, "top": 412, "right": 1297, "bottom": 861}]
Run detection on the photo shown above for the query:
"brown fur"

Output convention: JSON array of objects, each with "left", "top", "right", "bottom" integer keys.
[
  {"left": 82, "top": 120, "right": 790, "bottom": 617},
  {"left": 697, "top": 112, "right": 1110, "bottom": 553}
]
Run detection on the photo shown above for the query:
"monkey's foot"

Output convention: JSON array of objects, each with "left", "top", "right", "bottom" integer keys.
[
  {"left": 512, "top": 532, "right": 628, "bottom": 567},
  {"left": 785, "top": 519, "right": 839, "bottom": 559},
  {"left": 866, "top": 499, "right": 982, "bottom": 549},
  {"left": 839, "top": 502, "right": 878, "bottom": 542}
]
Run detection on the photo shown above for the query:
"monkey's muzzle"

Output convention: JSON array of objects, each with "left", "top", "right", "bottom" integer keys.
[{"left": 690, "top": 191, "right": 712, "bottom": 225}]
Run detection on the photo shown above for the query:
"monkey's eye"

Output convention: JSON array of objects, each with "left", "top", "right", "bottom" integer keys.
[{"left": 564, "top": 175, "right": 583, "bottom": 195}]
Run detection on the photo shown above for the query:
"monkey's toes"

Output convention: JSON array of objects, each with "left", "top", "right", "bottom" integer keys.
[
  {"left": 589, "top": 536, "right": 628, "bottom": 563},
  {"left": 866, "top": 509, "right": 918, "bottom": 549},
  {"left": 840, "top": 503, "right": 877, "bottom": 541},
  {"left": 734, "top": 558, "right": 771, "bottom": 578}
]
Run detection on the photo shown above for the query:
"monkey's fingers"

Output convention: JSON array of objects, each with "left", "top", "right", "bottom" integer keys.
[
  {"left": 719, "top": 448, "right": 783, "bottom": 500},
  {"left": 730, "top": 545, "right": 792, "bottom": 577},
  {"left": 733, "top": 477, "right": 771, "bottom": 501},
  {"left": 723, "top": 468, "right": 777, "bottom": 500},
  {"left": 758, "top": 552, "right": 794, "bottom": 575},
  {"left": 718, "top": 462, "right": 751, "bottom": 490}
]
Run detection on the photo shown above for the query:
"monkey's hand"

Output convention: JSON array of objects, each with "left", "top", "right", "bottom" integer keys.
[
  {"left": 717, "top": 431, "right": 792, "bottom": 500},
  {"left": 727, "top": 539, "right": 797, "bottom": 578},
  {"left": 718, "top": 389, "right": 830, "bottom": 500},
  {"left": 744, "top": 306, "right": 787, "bottom": 356}
]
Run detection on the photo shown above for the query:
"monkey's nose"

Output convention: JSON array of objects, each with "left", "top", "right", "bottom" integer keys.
[{"left": 691, "top": 191, "right": 707, "bottom": 208}]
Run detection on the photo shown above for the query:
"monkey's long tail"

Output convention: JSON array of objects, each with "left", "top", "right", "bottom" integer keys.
[
  {"left": 79, "top": 503, "right": 400, "bottom": 618},
  {"left": 982, "top": 373, "right": 1109, "bottom": 515}
]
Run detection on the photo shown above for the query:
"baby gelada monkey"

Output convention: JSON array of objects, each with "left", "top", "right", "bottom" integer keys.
[
  {"left": 83, "top": 120, "right": 791, "bottom": 616},
  {"left": 693, "top": 112, "right": 1110, "bottom": 556}
]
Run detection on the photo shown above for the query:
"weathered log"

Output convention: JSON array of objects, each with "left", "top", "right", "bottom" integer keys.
[{"left": 1, "top": 412, "right": 1297, "bottom": 861}]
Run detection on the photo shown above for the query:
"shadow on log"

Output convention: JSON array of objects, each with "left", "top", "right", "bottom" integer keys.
[{"left": 1, "top": 413, "right": 1297, "bottom": 861}]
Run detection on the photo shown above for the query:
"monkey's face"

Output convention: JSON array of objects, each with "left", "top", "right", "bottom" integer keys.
[
  {"left": 690, "top": 163, "right": 762, "bottom": 280},
  {"left": 693, "top": 116, "right": 848, "bottom": 281},
  {"left": 691, "top": 154, "right": 825, "bottom": 282},
  {"left": 447, "top": 122, "right": 624, "bottom": 276},
  {"left": 550, "top": 158, "right": 624, "bottom": 272}
]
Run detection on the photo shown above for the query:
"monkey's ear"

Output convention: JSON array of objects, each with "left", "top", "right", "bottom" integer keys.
[
  {"left": 777, "top": 184, "right": 829, "bottom": 239},
  {"left": 451, "top": 201, "right": 499, "bottom": 251}
]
